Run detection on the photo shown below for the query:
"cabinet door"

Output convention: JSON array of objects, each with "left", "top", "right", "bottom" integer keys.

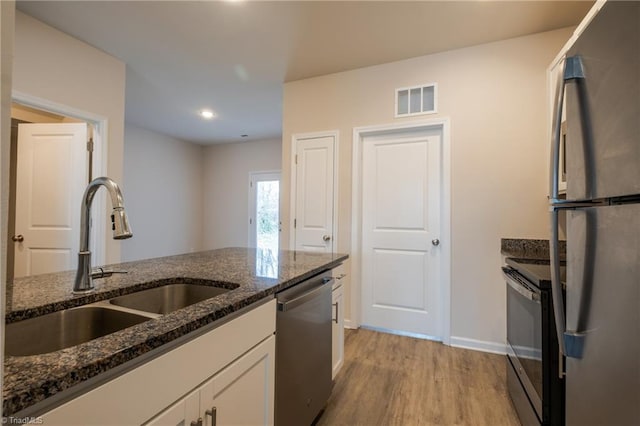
[
  {"left": 200, "top": 335, "right": 275, "bottom": 426},
  {"left": 145, "top": 388, "right": 200, "bottom": 426},
  {"left": 332, "top": 284, "right": 345, "bottom": 380}
]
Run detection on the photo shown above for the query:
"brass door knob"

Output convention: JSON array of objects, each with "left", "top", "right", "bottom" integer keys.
[{"left": 12, "top": 235, "right": 24, "bottom": 243}]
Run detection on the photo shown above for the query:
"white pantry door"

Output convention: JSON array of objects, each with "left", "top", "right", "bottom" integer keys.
[
  {"left": 361, "top": 128, "right": 442, "bottom": 338},
  {"left": 293, "top": 135, "right": 335, "bottom": 253},
  {"left": 14, "top": 123, "right": 88, "bottom": 277}
]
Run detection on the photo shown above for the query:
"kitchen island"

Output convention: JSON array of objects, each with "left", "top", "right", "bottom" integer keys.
[{"left": 3, "top": 247, "right": 347, "bottom": 420}]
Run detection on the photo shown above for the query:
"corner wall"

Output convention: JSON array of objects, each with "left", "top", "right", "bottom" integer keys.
[
  {"left": 203, "top": 139, "right": 282, "bottom": 249},
  {"left": 122, "top": 123, "right": 204, "bottom": 262},
  {"left": 282, "top": 28, "right": 573, "bottom": 349},
  {"left": 0, "top": 0, "right": 15, "bottom": 400},
  {"left": 12, "top": 11, "right": 126, "bottom": 264}
]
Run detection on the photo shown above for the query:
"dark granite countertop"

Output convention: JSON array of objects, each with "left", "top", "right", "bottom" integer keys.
[
  {"left": 501, "top": 238, "right": 566, "bottom": 290},
  {"left": 3, "top": 247, "right": 348, "bottom": 416},
  {"left": 501, "top": 238, "right": 566, "bottom": 261}
]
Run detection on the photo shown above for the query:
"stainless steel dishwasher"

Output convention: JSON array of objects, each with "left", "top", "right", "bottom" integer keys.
[{"left": 275, "top": 270, "right": 333, "bottom": 426}]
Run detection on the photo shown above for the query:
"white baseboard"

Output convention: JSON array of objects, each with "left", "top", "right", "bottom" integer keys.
[
  {"left": 343, "top": 323, "right": 506, "bottom": 356},
  {"left": 361, "top": 325, "right": 442, "bottom": 342},
  {"left": 449, "top": 336, "right": 506, "bottom": 355},
  {"left": 343, "top": 318, "right": 357, "bottom": 329}
]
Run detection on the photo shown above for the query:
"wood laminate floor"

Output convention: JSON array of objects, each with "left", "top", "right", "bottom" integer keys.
[{"left": 315, "top": 328, "right": 520, "bottom": 426}]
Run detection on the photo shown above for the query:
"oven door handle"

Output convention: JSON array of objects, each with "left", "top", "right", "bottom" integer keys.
[{"left": 505, "top": 274, "right": 540, "bottom": 303}]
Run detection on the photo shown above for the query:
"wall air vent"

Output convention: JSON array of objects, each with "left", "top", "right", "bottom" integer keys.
[{"left": 395, "top": 83, "right": 437, "bottom": 117}]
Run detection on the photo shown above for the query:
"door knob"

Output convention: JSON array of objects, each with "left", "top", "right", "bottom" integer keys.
[
  {"left": 12, "top": 235, "right": 24, "bottom": 243},
  {"left": 432, "top": 239, "right": 440, "bottom": 246},
  {"left": 323, "top": 235, "right": 331, "bottom": 242}
]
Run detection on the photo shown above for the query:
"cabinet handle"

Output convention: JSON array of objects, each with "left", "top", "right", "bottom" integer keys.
[
  {"left": 332, "top": 302, "right": 339, "bottom": 324},
  {"left": 190, "top": 418, "right": 203, "bottom": 426},
  {"left": 205, "top": 406, "right": 217, "bottom": 426}
]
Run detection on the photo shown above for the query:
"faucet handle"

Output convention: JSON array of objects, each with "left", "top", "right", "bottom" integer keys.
[{"left": 90, "top": 267, "right": 128, "bottom": 279}]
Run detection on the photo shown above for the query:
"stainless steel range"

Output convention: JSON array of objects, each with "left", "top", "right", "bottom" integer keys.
[{"left": 503, "top": 259, "right": 565, "bottom": 425}]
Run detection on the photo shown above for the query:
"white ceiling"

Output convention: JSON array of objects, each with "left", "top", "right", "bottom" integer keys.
[{"left": 17, "top": 1, "right": 593, "bottom": 145}]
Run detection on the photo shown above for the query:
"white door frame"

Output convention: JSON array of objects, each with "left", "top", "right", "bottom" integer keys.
[
  {"left": 351, "top": 118, "right": 451, "bottom": 345},
  {"left": 12, "top": 90, "right": 108, "bottom": 266},
  {"left": 289, "top": 130, "right": 339, "bottom": 252}
]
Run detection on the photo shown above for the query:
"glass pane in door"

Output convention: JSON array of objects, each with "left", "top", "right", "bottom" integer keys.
[
  {"left": 256, "top": 180, "right": 279, "bottom": 253},
  {"left": 255, "top": 179, "right": 279, "bottom": 278}
]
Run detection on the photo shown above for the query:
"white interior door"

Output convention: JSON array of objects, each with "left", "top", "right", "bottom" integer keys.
[
  {"left": 293, "top": 135, "right": 336, "bottom": 253},
  {"left": 361, "top": 128, "right": 442, "bottom": 338},
  {"left": 14, "top": 123, "right": 88, "bottom": 277}
]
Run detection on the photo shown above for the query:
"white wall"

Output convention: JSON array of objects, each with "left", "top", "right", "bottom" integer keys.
[
  {"left": 203, "top": 139, "right": 282, "bottom": 249},
  {"left": 12, "top": 11, "right": 126, "bottom": 264},
  {"left": 282, "top": 28, "right": 573, "bottom": 350},
  {"left": 9, "top": 11, "right": 283, "bottom": 263},
  {"left": 0, "top": 0, "right": 16, "bottom": 400},
  {"left": 122, "top": 123, "right": 204, "bottom": 261},
  {"left": 124, "top": 131, "right": 282, "bottom": 258}
]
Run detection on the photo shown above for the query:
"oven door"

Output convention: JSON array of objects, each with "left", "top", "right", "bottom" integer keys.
[{"left": 504, "top": 268, "right": 544, "bottom": 421}]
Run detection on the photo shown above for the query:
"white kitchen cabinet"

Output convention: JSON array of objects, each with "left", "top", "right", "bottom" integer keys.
[
  {"left": 199, "top": 335, "right": 274, "bottom": 426},
  {"left": 147, "top": 335, "right": 275, "bottom": 426},
  {"left": 331, "top": 266, "right": 346, "bottom": 379},
  {"left": 42, "top": 299, "right": 276, "bottom": 426},
  {"left": 145, "top": 388, "right": 199, "bottom": 426}
]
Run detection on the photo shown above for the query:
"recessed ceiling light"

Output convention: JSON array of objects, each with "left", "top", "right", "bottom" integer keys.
[{"left": 200, "top": 109, "right": 216, "bottom": 119}]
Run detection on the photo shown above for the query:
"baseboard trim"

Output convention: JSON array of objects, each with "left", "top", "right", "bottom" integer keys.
[
  {"left": 343, "top": 319, "right": 357, "bottom": 329},
  {"left": 361, "top": 325, "right": 443, "bottom": 342},
  {"left": 344, "top": 324, "right": 507, "bottom": 355},
  {"left": 449, "top": 336, "right": 506, "bottom": 355}
]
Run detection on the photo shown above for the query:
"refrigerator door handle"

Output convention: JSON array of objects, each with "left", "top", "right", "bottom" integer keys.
[
  {"left": 550, "top": 55, "right": 588, "bottom": 203},
  {"left": 549, "top": 56, "right": 589, "bottom": 362},
  {"left": 550, "top": 57, "right": 567, "bottom": 202},
  {"left": 550, "top": 208, "right": 568, "bottom": 359},
  {"left": 551, "top": 207, "right": 587, "bottom": 360}
]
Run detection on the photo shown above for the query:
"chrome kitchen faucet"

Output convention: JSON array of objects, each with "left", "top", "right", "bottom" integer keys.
[{"left": 73, "top": 177, "right": 132, "bottom": 294}]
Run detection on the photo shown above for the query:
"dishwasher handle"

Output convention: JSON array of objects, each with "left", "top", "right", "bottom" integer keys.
[{"left": 277, "top": 277, "right": 333, "bottom": 312}]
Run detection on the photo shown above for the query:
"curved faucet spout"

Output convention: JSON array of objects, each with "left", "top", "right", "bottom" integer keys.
[{"left": 74, "top": 177, "right": 133, "bottom": 294}]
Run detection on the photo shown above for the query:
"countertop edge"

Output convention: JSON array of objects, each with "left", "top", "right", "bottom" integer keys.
[{"left": 500, "top": 238, "right": 566, "bottom": 261}]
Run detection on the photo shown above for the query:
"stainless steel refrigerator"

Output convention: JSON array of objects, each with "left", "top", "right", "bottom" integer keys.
[{"left": 549, "top": 1, "right": 639, "bottom": 425}]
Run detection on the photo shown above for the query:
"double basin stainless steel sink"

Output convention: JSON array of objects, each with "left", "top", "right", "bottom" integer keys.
[{"left": 5, "top": 282, "right": 234, "bottom": 357}]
